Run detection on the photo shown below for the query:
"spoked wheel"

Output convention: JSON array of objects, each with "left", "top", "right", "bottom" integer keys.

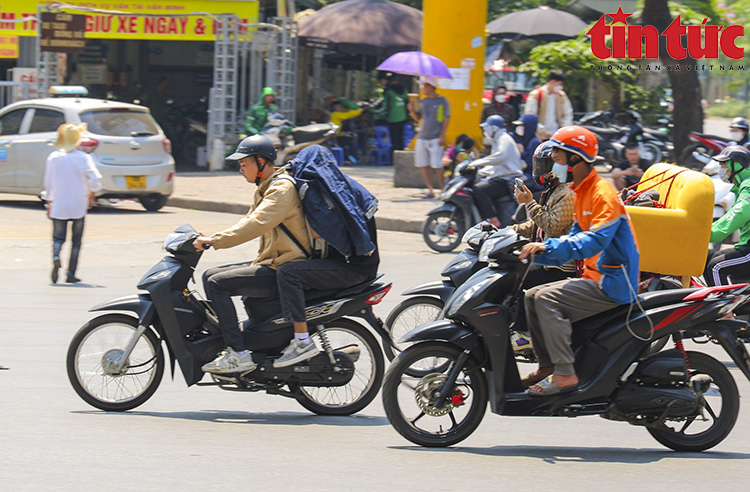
[
  {"left": 297, "top": 319, "right": 384, "bottom": 416},
  {"left": 647, "top": 351, "right": 739, "bottom": 452},
  {"left": 67, "top": 314, "right": 164, "bottom": 411},
  {"left": 422, "top": 211, "right": 465, "bottom": 252},
  {"left": 640, "top": 142, "right": 662, "bottom": 164},
  {"left": 384, "top": 296, "right": 444, "bottom": 361},
  {"left": 382, "top": 342, "right": 487, "bottom": 447}
]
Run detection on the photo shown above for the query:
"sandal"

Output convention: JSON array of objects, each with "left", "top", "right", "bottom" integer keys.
[
  {"left": 520, "top": 367, "right": 553, "bottom": 388},
  {"left": 528, "top": 375, "right": 579, "bottom": 396}
]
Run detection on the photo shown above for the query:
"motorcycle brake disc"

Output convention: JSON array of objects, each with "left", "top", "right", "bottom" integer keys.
[{"left": 414, "top": 373, "right": 457, "bottom": 417}]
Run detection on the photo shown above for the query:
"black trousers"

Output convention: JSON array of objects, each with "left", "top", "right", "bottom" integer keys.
[
  {"left": 704, "top": 245, "right": 750, "bottom": 286},
  {"left": 202, "top": 262, "right": 278, "bottom": 351},
  {"left": 276, "top": 258, "right": 376, "bottom": 323},
  {"left": 473, "top": 177, "right": 513, "bottom": 223},
  {"left": 388, "top": 121, "right": 405, "bottom": 152}
]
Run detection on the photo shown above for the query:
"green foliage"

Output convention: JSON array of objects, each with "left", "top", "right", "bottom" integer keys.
[
  {"left": 706, "top": 100, "right": 750, "bottom": 117},
  {"left": 487, "top": 0, "right": 568, "bottom": 20}
]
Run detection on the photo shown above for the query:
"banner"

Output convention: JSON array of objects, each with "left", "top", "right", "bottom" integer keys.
[
  {"left": 0, "top": 1, "right": 259, "bottom": 41},
  {"left": 0, "top": 35, "right": 19, "bottom": 58}
]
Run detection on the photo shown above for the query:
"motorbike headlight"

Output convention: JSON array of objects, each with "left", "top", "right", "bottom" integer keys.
[
  {"left": 445, "top": 277, "right": 493, "bottom": 317},
  {"left": 478, "top": 236, "right": 503, "bottom": 263}
]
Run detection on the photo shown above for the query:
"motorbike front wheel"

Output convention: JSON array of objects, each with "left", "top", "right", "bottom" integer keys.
[
  {"left": 296, "top": 319, "right": 385, "bottom": 416},
  {"left": 647, "top": 351, "right": 739, "bottom": 452},
  {"left": 382, "top": 342, "right": 487, "bottom": 447},
  {"left": 67, "top": 314, "right": 164, "bottom": 412},
  {"left": 640, "top": 142, "right": 663, "bottom": 164},
  {"left": 422, "top": 211, "right": 465, "bottom": 252},
  {"left": 384, "top": 296, "right": 444, "bottom": 361}
]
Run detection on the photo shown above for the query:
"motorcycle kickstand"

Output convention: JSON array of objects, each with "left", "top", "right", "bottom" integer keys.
[{"left": 315, "top": 324, "right": 337, "bottom": 365}]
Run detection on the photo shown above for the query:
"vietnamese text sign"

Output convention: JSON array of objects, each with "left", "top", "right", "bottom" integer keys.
[
  {"left": 0, "top": 35, "right": 19, "bottom": 58},
  {"left": 0, "top": 1, "right": 259, "bottom": 41},
  {"left": 40, "top": 12, "right": 86, "bottom": 53}
]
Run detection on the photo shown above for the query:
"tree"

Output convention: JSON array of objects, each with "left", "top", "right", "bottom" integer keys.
[{"left": 641, "top": 0, "right": 704, "bottom": 162}]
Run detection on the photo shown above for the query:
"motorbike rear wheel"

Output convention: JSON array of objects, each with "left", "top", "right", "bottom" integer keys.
[
  {"left": 422, "top": 211, "right": 465, "bottom": 252},
  {"left": 640, "top": 142, "right": 662, "bottom": 164},
  {"left": 296, "top": 319, "right": 384, "bottom": 416},
  {"left": 384, "top": 296, "right": 444, "bottom": 361},
  {"left": 383, "top": 342, "right": 487, "bottom": 447},
  {"left": 67, "top": 314, "right": 164, "bottom": 412},
  {"left": 680, "top": 143, "right": 715, "bottom": 170},
  {"left": 647, "top": 351, "right": 739, "bottom": 452}
]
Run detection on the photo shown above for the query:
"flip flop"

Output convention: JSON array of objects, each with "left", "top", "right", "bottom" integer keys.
[
  {"left": 528, "top": 375, "right": 579, "bottom": 396},
  {"left": 520, "top": 368, "right": 553, "bottom": 388}
]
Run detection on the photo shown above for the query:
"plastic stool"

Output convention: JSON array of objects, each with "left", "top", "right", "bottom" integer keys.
[{"left": 329, "top": 146, "right": 344, "bottom": 167}]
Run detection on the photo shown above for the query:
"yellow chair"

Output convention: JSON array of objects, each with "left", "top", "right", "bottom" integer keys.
[{"left": 625, "top": 163, "right": 714, "bottom": 285}]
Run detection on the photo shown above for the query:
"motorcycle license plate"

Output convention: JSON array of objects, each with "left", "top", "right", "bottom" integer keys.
[{"left": 126, "top": 176, "right": 146, "bottom": 189}]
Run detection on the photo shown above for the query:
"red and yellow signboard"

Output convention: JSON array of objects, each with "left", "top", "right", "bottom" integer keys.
[
  {"left": 0, "top": 1, "right": 259, "bottom": 40},
  {"left": 0, "top": 34, "right": 19, "bottom": 58}
]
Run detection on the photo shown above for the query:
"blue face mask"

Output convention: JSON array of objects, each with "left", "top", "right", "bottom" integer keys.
[{"left": 551, "top": 163, "right": 569, "bottom": 183}]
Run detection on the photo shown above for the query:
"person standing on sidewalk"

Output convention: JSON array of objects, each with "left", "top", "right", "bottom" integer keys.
[
  {"left": 524, "top": 70, "right": 573, "bottom": 139},
  {"left": 410, "top": 76, "right": 450, "bottom": 198},
  {"left": 42, "top": 123, "right": 102, "bottom": 284},
  {"left": 378, "top": 74, "right": 410, "bottom": 158}
]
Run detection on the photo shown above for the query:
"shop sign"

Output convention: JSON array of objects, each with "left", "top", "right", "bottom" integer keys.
[
  {"left": 0, "top": 0, "right": 259, "bottom": 41},
  {"left": 0, "top": 34, "right": 19, "bottom": 58},
  {"left": 40, "top": 12, "right": 86, "bottom": 53}
]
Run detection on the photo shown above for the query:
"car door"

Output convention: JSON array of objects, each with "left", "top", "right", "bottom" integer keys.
[
  {"left": 0, "top": 107, "right": 31, "bottom": 191},
  {"left": 13, "top": 107, "right": 66, "bottom": 191}
]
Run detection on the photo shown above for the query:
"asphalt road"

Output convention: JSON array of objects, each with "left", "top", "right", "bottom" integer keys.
[{"left": 2, "top": 198, "right": 750, "bottom": 491}]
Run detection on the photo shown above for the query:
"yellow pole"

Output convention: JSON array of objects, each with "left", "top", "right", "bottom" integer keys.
[{"left": 421, "top": 0, "right": 487, "bottom": 148}]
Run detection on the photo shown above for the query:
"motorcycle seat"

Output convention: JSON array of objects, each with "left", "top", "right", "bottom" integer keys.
[
  {"left": 582, "top": 125, "right": 621, "bottom": 137},
  {"left": 292, "top": 124, "right": 334, "bottom": 144}
]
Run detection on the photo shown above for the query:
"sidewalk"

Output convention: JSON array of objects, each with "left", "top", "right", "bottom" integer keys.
[{"left": 167, "top": 165, "right": 437, "bottom": 233}]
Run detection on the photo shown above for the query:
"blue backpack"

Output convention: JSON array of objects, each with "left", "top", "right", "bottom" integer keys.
[{"left": 280, "top": 145, "right": 378, "bottom": 259}]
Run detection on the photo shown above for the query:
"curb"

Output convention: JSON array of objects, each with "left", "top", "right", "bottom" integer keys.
[{"left": 166, "top": 196, "right": 424, "bottom": 234}]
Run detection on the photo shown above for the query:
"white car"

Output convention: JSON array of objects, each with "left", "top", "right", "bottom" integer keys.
[{"left": 0, "top": 92, "right": 174, "bottom": 211}]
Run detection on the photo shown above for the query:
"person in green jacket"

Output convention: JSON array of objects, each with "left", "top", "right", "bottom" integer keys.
[
  {"left": 704, "top": 145, "right": 750, "bottom": 286},
  {"left": 245, "top": 87, "right": 278, "bottom": 135},
  {"left": 377, "top": 74, "right": 409, "bottom": 154}
]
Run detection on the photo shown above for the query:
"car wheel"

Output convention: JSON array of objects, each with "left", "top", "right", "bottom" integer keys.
[{"left": 139, "top": 195, "right": 168, "bottom": 212}]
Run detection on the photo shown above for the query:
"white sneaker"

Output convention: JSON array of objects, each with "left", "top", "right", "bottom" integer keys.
[
  {"left": 273, "top": 339, "right": 321, "bottom": 368},
  {"left": 511, "top": 332, "right": 533, "bottom": 352},
  {"left": 202, "top": 347, "right": 257, "bottom": 374}
]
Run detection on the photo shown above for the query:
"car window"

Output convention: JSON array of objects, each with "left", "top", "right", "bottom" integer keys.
[
  {"left": 0, "top": 109, "right": 28, "bottom": 136},
  {"left": 79, "top": 109, "right": 159, "bottom": 137},
  {"left": 28, "top": 109, "right": 65, "bottom": 134}
]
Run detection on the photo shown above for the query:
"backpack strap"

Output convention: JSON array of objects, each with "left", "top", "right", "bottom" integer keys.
[{"left": 279, "top": 223, "right": 311, "bottom": 258}]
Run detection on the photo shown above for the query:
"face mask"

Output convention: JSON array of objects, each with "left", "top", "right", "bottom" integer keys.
[
  {"left": 557, "top": 85, "right": 564, "bottom": 92},
  {"left": 515, "top": 126, "right": 524, "bottom": 137},
  {"left": 730, "top": 131, "right": 744, "bottom": 141},
  {"left": 551, "top": 163, "right": 569, "bottom": 183},
  {"left": 495, "top": 94, "right": 507, "bottom": 103}
]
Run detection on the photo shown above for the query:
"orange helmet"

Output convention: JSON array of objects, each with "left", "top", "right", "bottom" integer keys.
[{"left": 549, "top": 125, "right": 599, "bottom": 163}]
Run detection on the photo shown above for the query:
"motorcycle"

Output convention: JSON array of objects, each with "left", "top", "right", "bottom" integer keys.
[
  {"left": 680, "top": 131, "right": 734, "bottom": 169},
  {"left": 422, "top": 160, "right": 535, "bottom": 252},
  {"left": 261, "top": 112, "right": 338, "bottom": 164},
  {"left": 382, "top": 227, "right": 750, "bottom": 451},
  {"left": 578, "top": 109, "right": 671, "bottom": 168},
  {"left": 66, "top": 224, "right": 390, "bottom": 415}
]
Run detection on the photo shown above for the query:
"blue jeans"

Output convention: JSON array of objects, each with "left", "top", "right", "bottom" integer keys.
[{"left": 52, "top": 218, "right": 85, "bottom": 278}]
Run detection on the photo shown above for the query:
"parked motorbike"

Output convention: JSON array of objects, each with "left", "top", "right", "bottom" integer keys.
[
  {"left": 262, "top": 112, "right": 338, "bottom": 164},
  {"left": 680, "top": 131, "right": 734, "bottom": 169},
  {"left": 67, "top": 224, "right": 390, "bottom": 415},
  {"left": 382, "top": 227, "right": 750, "bottom": 451},
  {"left": 578, "top": 109, "right": 671, "bottom": 168},
  {"left": 422, "top": 160, "right": 535, "bottom": 252}
]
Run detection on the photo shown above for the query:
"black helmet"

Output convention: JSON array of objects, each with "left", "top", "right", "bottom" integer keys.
[
  {"left": 730, "top": 117, "right": 750, "bottom": 132},
  {"left": 531, "top": 141, "right": 556, "bottom": 185},
  {"left": 227, "top": 134, "right": 277, "bottom": 163},
  {"left": 713, "top": 144, "right": 750, "bottom": 168}
]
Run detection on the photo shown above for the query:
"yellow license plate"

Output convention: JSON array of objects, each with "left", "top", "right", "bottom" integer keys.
[{"left": 126, "top": 176, "right": 146, "bottom": 189}]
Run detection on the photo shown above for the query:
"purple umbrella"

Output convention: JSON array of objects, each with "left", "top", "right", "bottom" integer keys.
[{"left": 376, "top": 51, "right": 453, "bottom": 79}]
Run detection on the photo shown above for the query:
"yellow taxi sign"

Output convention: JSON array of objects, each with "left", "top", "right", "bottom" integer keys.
[{"left": 49, "top": 85, "right": 89, "bottom": 97}]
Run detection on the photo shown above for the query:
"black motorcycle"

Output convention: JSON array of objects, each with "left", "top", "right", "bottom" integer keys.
[
  {"left": 382, "top": 228, "right": 750, "bottom": 451},
  {"left": 67, "top": 224, "right": 390, "bottom": 415},
  {"left": 422, "top": 161, "right": 534, "bottom": 252}
]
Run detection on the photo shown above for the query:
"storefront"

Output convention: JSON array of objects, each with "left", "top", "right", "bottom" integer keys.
[{"left": 0, "top": 0, "right": 259, "bottom": 130}]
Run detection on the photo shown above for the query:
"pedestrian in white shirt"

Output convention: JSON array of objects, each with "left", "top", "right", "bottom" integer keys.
[
  {"left": 524, "top": 70, "right": 573, "bottom": 139},
  {"left": 42, "top": 123, "right": 102, "bottom": 284}
]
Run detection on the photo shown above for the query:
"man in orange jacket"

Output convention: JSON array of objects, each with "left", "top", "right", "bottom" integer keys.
[{"left": 519, "top": 126, "right": 640, "bottom": 396}]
